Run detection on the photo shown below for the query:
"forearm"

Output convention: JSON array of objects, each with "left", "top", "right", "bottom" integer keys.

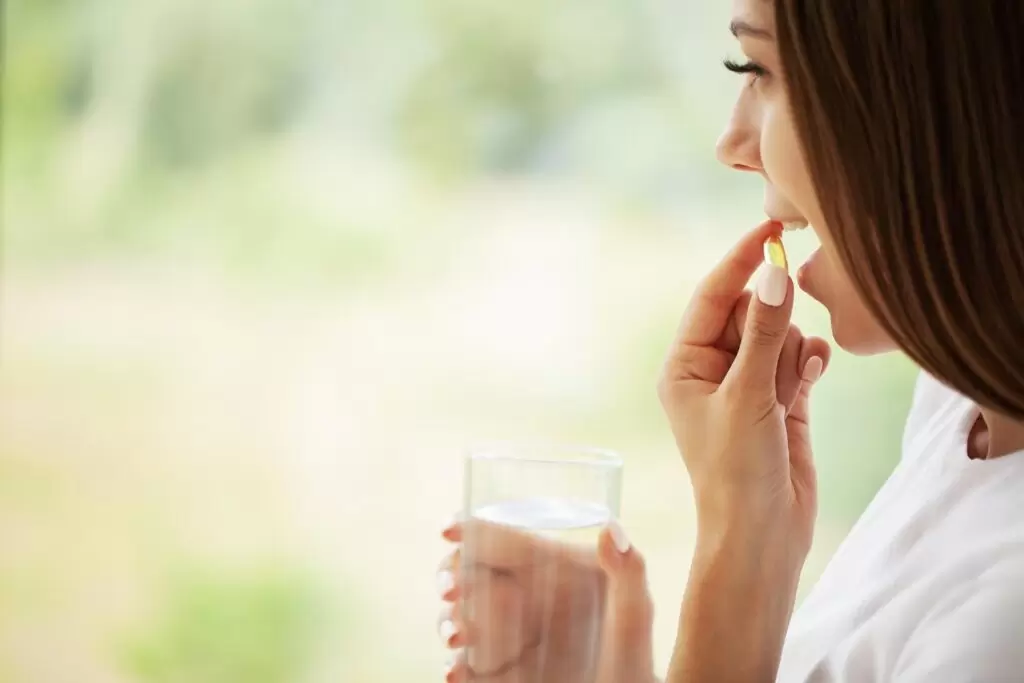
[{"left": 666, "top": 524, "right": 803, "bottom": 683}]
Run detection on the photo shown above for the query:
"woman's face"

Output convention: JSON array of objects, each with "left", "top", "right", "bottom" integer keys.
[{"left": 718, "top": 0, "right": 895, "bottom": 355}]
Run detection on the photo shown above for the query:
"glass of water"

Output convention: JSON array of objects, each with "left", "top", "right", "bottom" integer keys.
[{"left": 461, "top": 444, "right": 623, "bottom": 683}]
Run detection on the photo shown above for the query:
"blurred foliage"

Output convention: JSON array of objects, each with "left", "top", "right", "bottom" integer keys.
[
  {"left": 4, "top": 0, "right": 737, "bottom": 266},
  {"left": 120, "top": 568, "right": 334, "bottom": 683},
  {"left": 398, "top": 0, "right": 665, "bottom": 173}
]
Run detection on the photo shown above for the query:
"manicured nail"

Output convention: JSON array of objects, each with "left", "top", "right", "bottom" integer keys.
[
  {"left": 802, "top": 356, "right": 823, "bottom": 383},
  {"left": 608, "top": 519, "right": 631, "bottom": 554},
  {"left": 757, "top": 264, "right": 788, "bottom": 307},
  {"left": 437, "top": 570, "right": 455, "bottom": 598},
  {"left": 442, "top": 513, "right": 461, "bottom": 538},
  {"left": 439, "top": 619, "right": 459, "bottom": 647}
]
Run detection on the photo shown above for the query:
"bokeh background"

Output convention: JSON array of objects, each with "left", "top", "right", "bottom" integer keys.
[{"left": 1, "top": 0, "right": 918, "bottom": 681}]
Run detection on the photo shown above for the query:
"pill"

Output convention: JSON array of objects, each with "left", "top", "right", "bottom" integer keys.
[{"left": 764, "top": 235, "right": 788, "bottom": 272}]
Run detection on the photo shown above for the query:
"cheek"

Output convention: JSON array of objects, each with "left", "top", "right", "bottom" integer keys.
[
  {"left": 759, "top": 103, "right": 820, "bottom": 218},
  {"left": 761, "top": 102, "right": 896, "bottom": 355}
]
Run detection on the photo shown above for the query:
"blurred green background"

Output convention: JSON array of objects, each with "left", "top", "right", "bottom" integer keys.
[{"left": 0, "top": 0, "right": 917, "bottom": 680}]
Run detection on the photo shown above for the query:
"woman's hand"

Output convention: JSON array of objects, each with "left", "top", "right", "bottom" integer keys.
[
  {"left": 658, "top": 220, "right": 830, "bottom": 552},
  {"left": 657, "top": 221, "right": 830, "bottom": 682},
  {"left": 436, "top": 517, "right": 657, "bottom": 683}
]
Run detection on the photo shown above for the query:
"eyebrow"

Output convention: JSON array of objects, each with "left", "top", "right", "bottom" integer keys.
[{"left": 729, "top": 19, "right": 775, "bottom": 41}]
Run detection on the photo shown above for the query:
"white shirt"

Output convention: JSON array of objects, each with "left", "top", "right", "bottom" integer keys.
[{"left": 777, "top": 372, "right": 1024, "bottom": 682}]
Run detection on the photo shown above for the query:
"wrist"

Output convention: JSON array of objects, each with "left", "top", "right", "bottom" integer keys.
[
  {"left": 667, "top": 525, "right": 804, "bottom": 683},
  {"left": 694, "top": 487, "right": 812, "bottom": 567},
  {"left": 695, "top": 514, "right": 807, "bottom": 577},
  {"left": 691, "top": 525, "right": 803, "bottom": 606}
]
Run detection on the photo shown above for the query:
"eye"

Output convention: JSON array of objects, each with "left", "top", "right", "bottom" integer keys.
[{"left": 723, "top": 58, "right": 770, "bottom": 86}]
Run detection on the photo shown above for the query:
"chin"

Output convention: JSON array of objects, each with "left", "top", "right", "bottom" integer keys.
[{"left": 829, "top": 313, "right": 898, "bottom": 356}]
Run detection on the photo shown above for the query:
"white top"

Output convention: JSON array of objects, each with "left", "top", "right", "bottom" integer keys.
[{"left": 777, "top": 372, "right": 1024, "bottom": 682}]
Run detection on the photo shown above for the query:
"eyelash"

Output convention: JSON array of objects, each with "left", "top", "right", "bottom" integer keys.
[{"left": 723, "top": 58, "right": 769, "bottom": 85}]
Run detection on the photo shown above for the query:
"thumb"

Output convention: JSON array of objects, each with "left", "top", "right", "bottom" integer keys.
[
  {"left": 595, "top": 521, "right": 655, "bottom": 683},
  {"left": 726, "top": 262, "right": 793, "bottom": 398}
]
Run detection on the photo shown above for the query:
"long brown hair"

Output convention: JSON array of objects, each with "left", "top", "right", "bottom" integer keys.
[{"left": 776, "top": 1, "right": 1024, "bottom": 417}]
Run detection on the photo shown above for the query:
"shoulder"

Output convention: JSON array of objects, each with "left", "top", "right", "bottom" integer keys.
[{"left": 894, "top": 558, "right": 1024, "bottom": 681}]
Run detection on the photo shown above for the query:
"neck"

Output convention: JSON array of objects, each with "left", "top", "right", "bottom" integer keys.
[{"left": 971, "top": 407, "right": 1024, "bottom": 460}]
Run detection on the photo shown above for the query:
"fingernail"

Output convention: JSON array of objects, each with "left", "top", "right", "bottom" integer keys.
[
  {"left": 437, "top": 570, "right": 455, "bottom": 598},
  {"left": 439, "top": 619, "right": 459, "bottom": 647},
  {"left": 802, "top": 356, "right": 823, "bottom": 383},
  {"left": 441, "top": 513, "right": 461, "bottom": 538},
  {"left": 757, "top": 264, "right": 789, "bottom": 307},
  {"left": 608, "top": 519, "right": 631, "bottom": 554}
]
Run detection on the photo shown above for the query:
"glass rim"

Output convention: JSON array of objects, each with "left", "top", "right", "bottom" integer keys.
[{"left": 464, "top": 442, "right": 623, "bottom": 469}]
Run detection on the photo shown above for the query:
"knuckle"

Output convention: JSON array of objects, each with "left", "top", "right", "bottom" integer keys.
[
  {"left": 692, "top": 282, "right": 733, "bottom": 311},
  {"left": 748, "top": 317, "right": 786, "bottom": 346},
  {"left": 657, "top": 352, "right": 698, "bottom": 402}
]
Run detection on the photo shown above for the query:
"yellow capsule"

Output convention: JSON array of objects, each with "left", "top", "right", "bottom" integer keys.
[{"left": 764, "top": 234, "right": 788, "bottom": 272}]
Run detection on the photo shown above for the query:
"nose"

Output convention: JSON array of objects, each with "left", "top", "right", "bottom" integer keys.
[{"left": 716, "top": 108, "right": 762, "bottom": 173}]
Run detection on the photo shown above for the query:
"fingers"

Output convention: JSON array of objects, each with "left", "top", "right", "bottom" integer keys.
[
  {"left": 787, "top": 351, "right": 828, "bottom": 500},
  {"left": 442, "top": 517, "right": 462, "bottom": 543},
  {"left": 716, "top": 290, "right": 754, "bottom": 353},
  {"left": 437, "top": 529, "right": 462, "bottom": 595},
  {"left": 437, "top": 513, "right": 609, "bottom": 681},
  {"left": 675, "top": 220, "right": 781, "bottom": 348},
  {"left": 437, "top": 525, "right": 468, "bottom": 679},
  {"left": 457, "top": 516, "right": 590, "bottom": 573},
  {"left": 718, "top": 289, "right": 806, "bottom": 412},
  {"left": 776, "top": 324, "right": 805, "bottom": 412},
  {"left": 438, "top": 514, "right": 547, "bottom": 674},
  {"left": 438, "top": 522, "right": 464, "bottom": 652},
  {"left": 439, "top": 517, "right": 463, "bottom": 602},
  {"left": 595, "top": 521, "right": 655, "bottom": 683},
  {"left": 723, "top": 264, "right": 794, "bottom": 405},
  {"left": 437, "top": 602, "right": 468, "bottom": 649},
  {"left": 437, "top": 560, "right": 459, "bottom": 602},
  {"left": 788, "top": 339, "right": 831, "bottom": 430},
  {"left": 797, "top": 336, "right": 832, "bottom": 381},
  {"left": 445, "top": 650, "right": 467, "bottom": 683}
]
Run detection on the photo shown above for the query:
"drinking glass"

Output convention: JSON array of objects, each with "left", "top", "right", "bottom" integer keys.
[{"left": 460, "top": 444, "right": 623, "bottom": 683}]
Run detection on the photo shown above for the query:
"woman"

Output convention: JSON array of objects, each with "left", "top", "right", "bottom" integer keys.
[{"left": 436, "top": 0, "right": 1024, "bottom": 680}]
